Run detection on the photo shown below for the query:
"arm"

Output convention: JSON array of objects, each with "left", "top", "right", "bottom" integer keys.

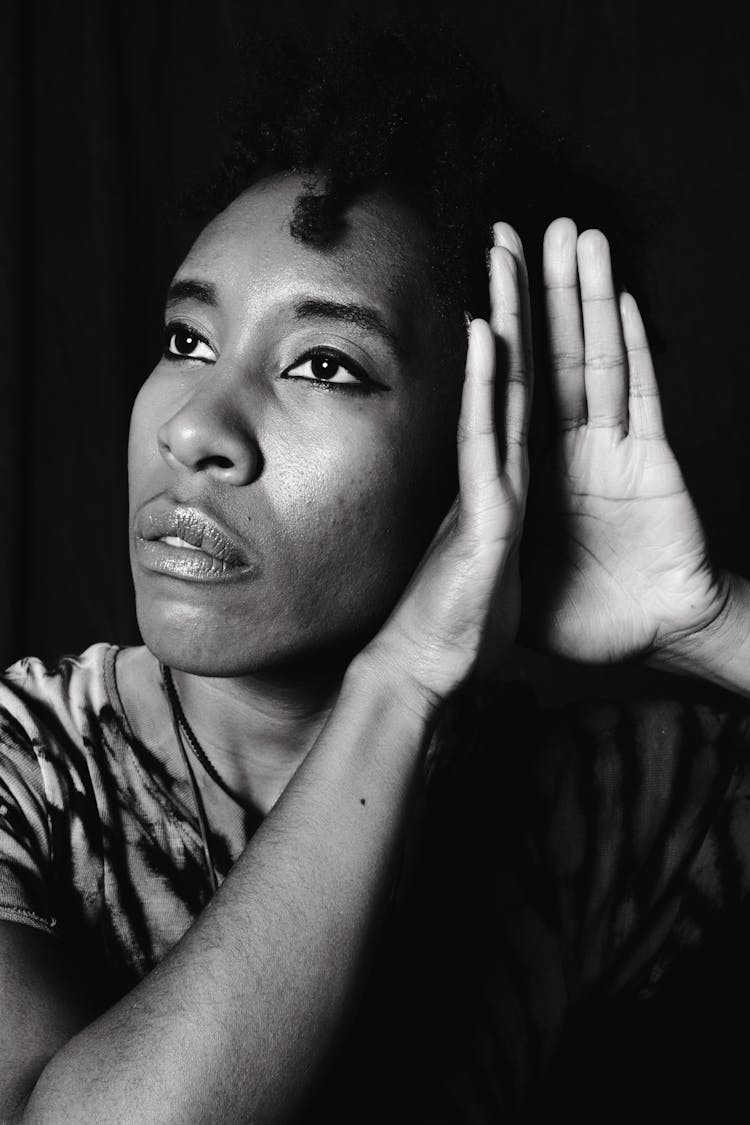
[
  {"left": 19, "top": 659, "right": 432, "bottom": 1125},
  {"left": 5, "top": 242, "right": 532, "bottom": 1124}
]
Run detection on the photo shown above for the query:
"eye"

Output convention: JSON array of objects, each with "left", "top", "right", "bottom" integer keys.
[
  {"left": 283, "top": 349, "right": 375, "bottom": 390},
  {"left": 163, "top": 323, "right": 216, "bottom": 363}
]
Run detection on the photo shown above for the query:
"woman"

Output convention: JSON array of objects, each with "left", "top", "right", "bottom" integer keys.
[{"left": 1, "top": 25, "right": 749, "bottom": 1123}]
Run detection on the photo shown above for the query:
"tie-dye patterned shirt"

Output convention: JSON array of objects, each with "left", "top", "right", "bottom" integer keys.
[
  {"left": 0, "top": 644, "right": 228, "bottom": 996},
  {"left": 1, "top": 643, "right": 750, "bottom": 1121}
]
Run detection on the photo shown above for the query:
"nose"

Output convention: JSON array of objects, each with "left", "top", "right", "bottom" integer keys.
[{"left": 157, "top": 380, "right": 261, "bottom": 486}]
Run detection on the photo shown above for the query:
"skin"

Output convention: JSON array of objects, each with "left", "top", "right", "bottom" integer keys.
[
  {"left": 1, "top": 171, "right": 749, "bottom": 1122},
  {"left": 0, "top": 177, "right": 529, "bottom": 1125},
  {"left": 128, "top": 173, "right": 464, "bottom": 680},
  {"left": 125, "top": 178, "right": 740, "bottom": 829},
  {"left": 521, "top": 219, "right": 731, "bottom": 666},
  {"left": 124, "top": 172, "right": 469, "bottom": 816}
]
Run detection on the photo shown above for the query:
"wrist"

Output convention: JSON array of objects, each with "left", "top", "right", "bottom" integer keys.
[
  {"left": 302, "top": 646, "right": 439, "bottom": 800},
  {"left": 347, "top": 641, "right": 444, "bottom": 727},
  {"left": 648, "top": 569, "right": 738, "bottom": 678}
]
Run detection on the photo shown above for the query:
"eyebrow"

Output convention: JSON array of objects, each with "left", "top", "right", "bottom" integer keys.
[
  {"left": 292, "top": 298, "right": 404, "bottom": 361},
  {"left": 165, "top": 278, "right": 219, "bottom": 310},
  {"left": 165, "top": 281, "right": 405, "bottom": 361}
]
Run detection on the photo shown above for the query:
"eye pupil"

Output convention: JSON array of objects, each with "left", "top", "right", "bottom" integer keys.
[
  {"left": 311, "top": 356, "right": 339, "bottom": 380},
  {"left": 174, "top": 329, "right": 197, "bottom": 355}
]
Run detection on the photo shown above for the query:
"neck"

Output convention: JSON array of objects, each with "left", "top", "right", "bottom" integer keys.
[{"left": 169, "top": 657, "right": 346, "bottom": 814}]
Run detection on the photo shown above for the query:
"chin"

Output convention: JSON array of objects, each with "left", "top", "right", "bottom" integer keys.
[{"left": 136, "top": 593, "right": 373, "bottom": 680}]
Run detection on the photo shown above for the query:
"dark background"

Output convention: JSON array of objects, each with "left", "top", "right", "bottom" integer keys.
[
  {"left": 2, "top": 2, "right": 750, "bottom": 1115},
  {"left": 2, "top": 0, "right": 749, "bottom": 696}
]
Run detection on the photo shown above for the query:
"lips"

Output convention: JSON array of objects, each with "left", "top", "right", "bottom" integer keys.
[{"left": 134, "top": 500, "right": 254, "bottom": 582}]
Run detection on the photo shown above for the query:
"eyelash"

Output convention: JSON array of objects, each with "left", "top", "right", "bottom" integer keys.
[
  {"left": 162, "top": 322, "right": 216, "bottom": 364},
  {"left": 281, "top": 347, "right": 380, "bottom": 394},
  {"left": 162, "top": 322, "right": 385, "bottom": 395}
]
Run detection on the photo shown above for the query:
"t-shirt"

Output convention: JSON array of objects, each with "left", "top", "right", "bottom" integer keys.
[{"left": 1, "top": 644, "right": 750, "bottom": 1122}]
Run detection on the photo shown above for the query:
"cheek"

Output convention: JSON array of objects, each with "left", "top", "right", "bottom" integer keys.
[
  {"left": 270, "top": 412, "right": 456, "bottom": 621},
  {"left": 127, "top": 376, "right": 460, "bottom": 669}
]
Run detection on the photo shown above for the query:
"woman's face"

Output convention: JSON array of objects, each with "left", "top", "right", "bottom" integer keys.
[{"left": 128, "top": 173, "right": 464, "bottom": 676}]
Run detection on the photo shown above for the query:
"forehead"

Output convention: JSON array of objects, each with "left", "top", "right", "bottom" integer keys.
[{"left": 180, "top": 174, "right": 433, "bottom": 323}]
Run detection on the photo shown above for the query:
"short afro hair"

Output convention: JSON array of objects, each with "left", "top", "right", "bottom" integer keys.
[{"left": 186, "top": 19, "right": 652, "bottom": 331}]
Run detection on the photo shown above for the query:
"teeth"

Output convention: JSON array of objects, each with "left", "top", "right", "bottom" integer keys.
[{"left": 162, "top": 535, "right": 201, "bottom": 551}]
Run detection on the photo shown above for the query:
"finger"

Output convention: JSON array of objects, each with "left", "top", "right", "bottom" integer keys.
[
  {"left": 493, "top": 221, "right": 535, "bottom": 402},
  {"left": 488, "top": 240, "right": 532, "bottom": 467},
  {"left": 543, "top": 217, "right": 586, "bottom": 430},
  {"left": 620, "top": 292, "right": 665, "bottom": 440},
  {"left": 457, "top": 318, "right": 501, "bottom": 524},
  {"left": 578, "top": 229, "right": 628, "bottom": 431}
]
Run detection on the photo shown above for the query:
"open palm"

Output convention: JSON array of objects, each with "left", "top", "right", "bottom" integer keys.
[{"left": 519, "top": 220, "right": 725, "bottom": 665}]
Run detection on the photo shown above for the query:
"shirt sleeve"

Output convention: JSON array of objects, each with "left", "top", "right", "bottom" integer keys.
[
  {"left": 0, "top": 691, "right": 56, "bottom": 933},
  {"left": 0, "top": 649, "right": 114, "bottom": 941}
]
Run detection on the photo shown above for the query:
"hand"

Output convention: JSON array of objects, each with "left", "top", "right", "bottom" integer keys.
[
  {"left": 520, "top": 218, "right": 727, "bottom": 666},
  {"left": 364, "top": 227, "right": 532, "bottom": 710}
]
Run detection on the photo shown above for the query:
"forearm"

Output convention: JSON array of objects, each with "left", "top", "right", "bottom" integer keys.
[
  {"left": 22, "top": 654, "right": 434, "bottom": 1125},
  {"left": 649, "top": 570, "right": 750, "bottom": 698}
]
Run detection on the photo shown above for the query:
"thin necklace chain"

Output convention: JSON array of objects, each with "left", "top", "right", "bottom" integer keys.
[
  {"left": 161, "top": 665, "right": 244, "bottom": 807},
  {"left": 161, "top": 664, "right": 218, "bottom": 893}
]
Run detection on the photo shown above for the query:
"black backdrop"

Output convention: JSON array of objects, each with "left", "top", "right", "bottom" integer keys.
[
  {"left": 3, "top": 1, "right": 750, "bottom": 1114},
  {"left": 3, "top": 0, "right": 750, "bottom": 693}
]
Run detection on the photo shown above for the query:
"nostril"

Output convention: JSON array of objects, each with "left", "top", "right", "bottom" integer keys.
[
  {"left": 157, "top": 412, "right": 261, "bottom": 483},
  {"left": 199, "top": 454, "right": 234, "bottom": 471}
]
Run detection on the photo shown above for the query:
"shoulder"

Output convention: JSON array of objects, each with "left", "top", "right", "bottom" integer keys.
[
  {"left": 0, "top": 643, "right": 137, "bottom": 805},
  {"left": 0, "top": 645, "right": 124, "bottom": 937},
  {"left": 0, "top": 646, "right": 205, "bottom": 980},
  {"left": 0, "top": 643, "right": 125, "bottom": 759},
  {"left": 1, "top": 642, "right": 118, "bottom": 723}
]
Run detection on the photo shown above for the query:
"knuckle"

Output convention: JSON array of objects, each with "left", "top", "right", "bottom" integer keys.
[
  {"left": 505, "top": 368, "right": 530, "bottom": 385},
  {"left": 551, "top": 350, "right": 582, "bottom": 373},
  {"left": 544, "top": 278, "right": 579, "bottom": 293},
  {"left": 586, "top": 415, "right": 626, "bottom": 429},
  {"left": 586, "top": 352, "right": 624, "bottom": 374},
  {"left": 629, "top": 385, "right": 660, "bottom": 400},
  {"left": 491, "top": 308, "right": 522, "bottom": 334},
  {"left": 580, "top": 293, "right": 616, "bottom": 306},
  {"left": 457, "top": 423, "right": 495, "bottom": 444},
  {"left": 504, "top": 430, "right": 527, "bottom": 449},
  {"left": 560, "top": 414, "right": 588, "bottom": 432}
]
